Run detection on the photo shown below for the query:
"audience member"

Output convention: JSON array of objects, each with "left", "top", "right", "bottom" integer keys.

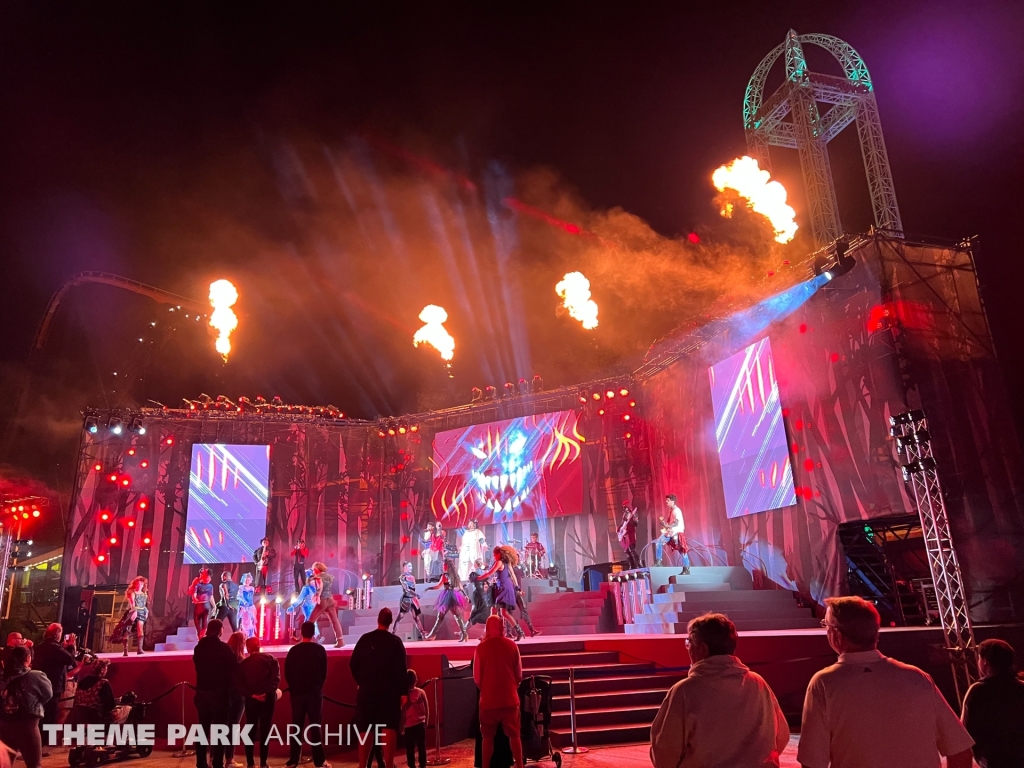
[
  {"left": 238, "top": 636, "right": 280, "bottom": 768},
  {"left": 33, "top": 623, "right": 82, "bottom": 749},
  {"left": 474, "top": 614, "right": 523, "bottom": 768},
  {"left": 193, "top": 619, "right": 240, "bottom": 768},
  {"left": 225, "top": 632, "right": 247, "bottom": 768},
  {"left": 961, "top": 638, "right": 1024, "bottom": 768},
  {"left": 68, "top": 659, "right": 130, "bottom": 725},
  {"left": 284, "top": 621, "right": 330, "bottom": 768},
  {"left": 401, "top": 669, "right": 428, "bottom": 768},
  {"left": 0, "top": 645, "right": 51, "bottom": 768},
  {"left": 1, "top": 634, "right": 31, "bottom": 676},
  {"left": 650, "top": 612, "right": 788, "bottom": 768},
  {"left": 798, "top": 596, "right": 974, "bottom": 768},
  {"left": 350, "top": 608, "right": 408, "bottom": 768}
]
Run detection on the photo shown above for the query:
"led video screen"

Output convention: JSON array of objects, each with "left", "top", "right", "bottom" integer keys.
[
  {"left": 709, "top": 337, "right": 796, "bottom": 518},
  {"left": 184, "top": 443, "right": 271, "bottom": 564},
  {"left": 431, "top": 410, "right": 584, "bottom": 526}
]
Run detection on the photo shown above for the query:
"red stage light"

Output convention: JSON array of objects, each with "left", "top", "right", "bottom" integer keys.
[
  {"left": 623, "top": 414, "right": 631, "bottom": 421},
  {"left": 804, "top": 458, "right": 815, "bottom": 472},
  {"left": 21, "top": 512, "right": 28, "bottom": 520},
  {"left": 410, "top": 548, "right": 419, "bottom": 556},
  {"left": 398, "top": 426, "right": 407, "bottom": 435},
  {"left": 140, "top": 460, "right": 149, "bottom": 468},
  {"left": 388, "top": 428, "right": 397, "bottom": 437},
  {"left": 126, "top": 519, "right": 136, "bottom": 528},
  {"left": 97, "top": 554, "right": 106, "bottom": 563},
  {"left": 108, "top": 474, "right": 118, "bottom": 483},
  {"left": 138, "top": 500, "right": 148, "bottom": 510},
  {"left": 400, "top": 536, "right": 410, "bottom": 544},
  {"left": 624, "top": 431, "right": 632, "bottom": 439},
  {"left": 410, "top": 425, "right": 419, "bottom": 433},
  {"left": 687, "top": 232, "right": 700, "bottom": 243},
  {"left": 17, "top": 505, "right": 23, "bottom": 512},
  {"left": 400, "top": 513, "right": 409, "bottom": 521},
  {"left": 127, "top": 448, "right": 135, "bottom": 456},
  {"left": 109, "top": 536, "right": 118, "bottom": 545},
  {"left": 605, "top": 390, "right": 615, "bottom": 399},
  {"left": 592, "top": 393, "right": 601, "bottom": 401},
  {"left": 830, "top": 352, "right": 840, "bottom": 363},
  {"left": 396, "top": 463, "right": 405, "bottom": 471},
  {"left": 121, "top": 477, "right": 131, "bottom": 487},
  {"left": 619, "top": 388, "right": 629, "bottom": 397},
  {"left": 94, "top": 463, "right": 103, "bottom": 472},
  {"left": 165, "top": 437, "right": 175, "bottom": 446},
  {"left": 100, "top": 511, "right": 111, "bottom": 522},
  {"left": 799, "top": 323, "right": 808, "bottom": 334},
  {"left": 400, "top": 500, "right": 408, "bottom": 507},
  {"left": 629, "top": 400, "right": 636, "bottom": 407},
  {"left": 378, "top": 430, "right": 387, "bottom": 439},
  {"left": 598, "top": 409, "right": 605, "bottom": 416},
  {"left": 31, "top": 510, "right": 40, "bottom": 518},
  {"left": 578, "top": 394, "right": 588, "bottom": 404}
]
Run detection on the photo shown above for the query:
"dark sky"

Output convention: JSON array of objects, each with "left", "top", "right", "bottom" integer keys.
[{"left": 2, "top": 1, "right": 1023, "bottom": 526}]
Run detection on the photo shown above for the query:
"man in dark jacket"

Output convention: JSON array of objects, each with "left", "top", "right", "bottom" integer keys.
[
  {"left": 192, "top": 620, "right": 238, "bottom": 768},
  {"left": 284, "top": 622, "right": 329, "bottom": 768},
  {"left": 32, "top": 624, "right": 82, "bottom": 749},
  {"left": 962, "top": 638, "right": 1024, "bottom": 768},
  {"left": 350, "top": 608, "right": 408, "bottom": 768},
  {"left": 239, "top": 637, "right": 280, "bottom": 768},
  {"left": 0, "top": 645, "right": 52, "bottom": 768}
]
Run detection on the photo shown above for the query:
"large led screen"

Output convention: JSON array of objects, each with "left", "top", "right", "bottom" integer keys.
[
  {"left": 184, "top": 443, "right": 271, "bottom": 564},
  {"left": 709, "top": 337, "right": 796, "bottom": 518},
  {"left": 431, "top": 410, "right": 583, "bottom": 526}
]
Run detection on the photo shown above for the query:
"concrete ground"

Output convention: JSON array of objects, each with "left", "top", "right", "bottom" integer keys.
[{"left": 35, "top": 737, "right": 806, "bottom": 768}]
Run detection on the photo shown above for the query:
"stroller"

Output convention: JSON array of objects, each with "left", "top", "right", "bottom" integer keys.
[
  {"left": 474, "top": 676, "right": 560, "bottom": 768},
  {"left": 68, "top": 694, "right": 152, "bottom": 767}
]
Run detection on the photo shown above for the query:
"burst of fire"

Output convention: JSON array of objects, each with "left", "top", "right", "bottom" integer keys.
[
  {"left": 555, "top": 272, "right": 598, "bottom": 330},
  {"left": 413, "top": 304, "right": 455, "bottom": 361},
  {"left": 208, "top": 279, "right": 239, "bottom": 361},
  {"left": 712, "top": 156, "right": 798, "bottom": 244}
]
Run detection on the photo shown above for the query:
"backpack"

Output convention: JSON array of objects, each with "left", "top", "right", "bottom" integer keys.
[{"left": 1, "top": 674, "right": 31, "bottom": 719}]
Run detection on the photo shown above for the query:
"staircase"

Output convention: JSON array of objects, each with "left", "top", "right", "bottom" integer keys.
[
  {"left": 625, "top": 566, "right": 818, "bottom": 633},
  {"left": 519, "top": 640, "right": 683, "bottom": 748},
  {"left": 154, "top": 625, "right": 199, "bottom": 652}
]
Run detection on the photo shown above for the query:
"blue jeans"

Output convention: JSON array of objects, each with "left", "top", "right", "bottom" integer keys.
[{"left": 655, "top": 535, "right": 690, "bottom": 567}]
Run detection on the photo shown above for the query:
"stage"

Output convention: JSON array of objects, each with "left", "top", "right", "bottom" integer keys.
[{"left": 95, "top": 623, "right": 1024, "bottom": 752}]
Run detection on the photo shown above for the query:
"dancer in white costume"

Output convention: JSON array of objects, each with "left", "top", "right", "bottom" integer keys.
[{"left": 458, "top": 519, "right": 487, "bottom": 581}]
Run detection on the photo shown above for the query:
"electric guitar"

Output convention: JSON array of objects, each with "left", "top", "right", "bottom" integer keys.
[{"left": 617, "top": 508, "right": 638, "bottom": 543}]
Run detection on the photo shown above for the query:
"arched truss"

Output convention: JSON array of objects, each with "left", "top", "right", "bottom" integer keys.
[{"left": 743, "top": 30, "right": 901, "bottom": 246}]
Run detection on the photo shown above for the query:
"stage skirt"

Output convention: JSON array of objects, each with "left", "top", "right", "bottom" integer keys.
[{"left": 435, "top": 588, "right": 467, "bottom": 613}]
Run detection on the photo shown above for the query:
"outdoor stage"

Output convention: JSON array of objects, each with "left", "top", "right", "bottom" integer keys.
[{"left": 95, "top": 623, "right": 1024, "bottom": 753}]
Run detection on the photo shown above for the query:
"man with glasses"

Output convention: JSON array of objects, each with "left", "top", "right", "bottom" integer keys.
[
  {"left": 650, "top": 612, "right": 788, "bottom": 768},
  {"left": 799, "top": 596, "right": 974, "bottom": 768}
]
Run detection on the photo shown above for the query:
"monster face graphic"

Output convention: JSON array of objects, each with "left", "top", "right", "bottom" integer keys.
[{"left": 431, "top": 411, "right": 584, "bottom": 526}]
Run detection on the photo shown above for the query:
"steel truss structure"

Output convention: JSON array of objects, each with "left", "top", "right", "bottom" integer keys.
[
  {"left": 744, "top": 30, "right": 903, "bottom": 246},
  {"left": 892, "top": 409, "right": 977, "bottom": 701}
]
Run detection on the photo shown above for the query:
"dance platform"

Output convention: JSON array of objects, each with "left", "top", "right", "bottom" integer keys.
[{"left": 96, "top": 623, "right": 1024, "bottom": 752}]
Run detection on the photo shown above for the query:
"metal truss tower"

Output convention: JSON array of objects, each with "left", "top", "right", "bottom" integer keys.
[
  {"left": 744, "top": 30, "right": 903, "bottom": 246},
  {"left": 891, "top": 409, "right": 977, "bottom": 702}
]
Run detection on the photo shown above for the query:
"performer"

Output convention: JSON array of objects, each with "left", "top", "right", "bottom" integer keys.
[
  {"left": 253, "top": 537, "right": 275, "bottom": 593},
  {"left": 523, "top": 532, "right": 546, "bottom": 579},
  {"left": 458, "top": 519, "right": 487, "bottom": 581},
  {"left": 429, "top": 522, "right": 447, "bottom": 581},
  {"left": 189, "top": 567, "right": 216, "bottom": 633},
  {"left": 217, "top": 570, "right": 240, "bottom": 632},
  {"left": 290, "top": 538, "right": 309, "bottom": 593},
  {"left": 424, "top": 559, "right": 469, "bottom": 642},
  {"left": 308, "top": 561, "right": 345, "bottom": 647},
  {"left": 237, "top": 573, "right": 256, "bottom": 638},
  {"left": 478, "top": 545, "right": 524, "bottom": 641},
  {"left": 112, "top": 576, "right": 148, "bottom": 656},
  {"left": 421, "top": 525, "right": 436, "bottom": 581},
  {"left": 467, "top": 570, "right": 492, "bottom": 628},
  {"left": 512, "top": 562, "right": 541, "bottom": 637},
  {"left": 289, "top": 569, "right": 320, "bottom": 641},
  {"left": 618, "top": 500, "right": 641, "bottom": 570},
  {"left": 392, "top": 561, "right": 427, "bottom": 639},
  {"left": 658, "top": 494, "right": 690, "bottom": 573}
]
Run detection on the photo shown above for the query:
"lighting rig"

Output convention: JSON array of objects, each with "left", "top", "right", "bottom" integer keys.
[
  {"left": 180, "top": 395, "right": 346, "bottom": 419},
  {"left": 469, "top": 375, "right": 544, "bottom": 404}
]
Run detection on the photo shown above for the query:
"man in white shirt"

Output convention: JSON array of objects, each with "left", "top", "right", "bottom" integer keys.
[
  {"left": 658, "top": 494, "right": 690, "bottom": 573},
  {"left": 650, "top": 612, "right": 789, "bottom": 768},
  {"left": 458, "top": 520, "right": 487, "bottom": 581},
  {"left": 798, "top": 596, "right": 974, "bottom": 768}
]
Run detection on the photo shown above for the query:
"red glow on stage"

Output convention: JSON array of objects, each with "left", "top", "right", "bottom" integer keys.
[
  {"left": 108, "top": 474, "right": 118, "bottom": 483},
  {"left": 121, "top": 477, "right": 131, "bottom": 487},
  {"left": 592, "top": 393, "right": 601, "bottom": 401},
  {"left": 32, "top": 509, "right": 40, "bottom": 518},
  {"left": 598, "top": 409, "right": 605, "bottom": 416},
  {"left": 624, "top": 431, "right": 631, "bottom": 439},
  {"left": 21, "top": 512, "right": 28, "bottom": 519},
  {"left": 799, "top": 323, "right": 808, "bottom": 334},
  {"left": 94, "top": 463, "right": 102, "bottom": 472},
  {"left": 138, "top": 499, "right": 148, "bottom": 510},
  {"left": 400, "top": 500, "right": 408, "bottom": 507},
  {"left": 791, "top": 442, "right": 799, "bottom": 453},
  {"left": 126, "top": 519, "right": 136, "bottom": 528},
  {"left": 620, "top": 388, "right": 629, "bottom": 396},
  {"left": 794, "top": 419, "right": 804, "bottom": 431},
  {"left": 687, "top": 232, "right": 700, "bottom": 243},
  {"left": 804, "top": 458, "right": 815, "bottom": 472},
  {"left": 165, "top": 437, "right": 175, "bottom": 446},
  {"left": 830, "top": 352, "right": 840, "bottom": 363},
  {"left": 400, "top": 513, "right": 409, "bottom": 521},
  {"left": 100, "top": 511, "right": 111, "bottom": 522},
  {"left": 605, "top": 390, "right": 615, "bottom": 399},
  {"left": 410, "top": 548, "right": 419, "bottom": 556},
  {"left": 96, "top": 554, "right": 106, "bottom": 563},
  {"left": 142, "top": 535, "right": 152, "bottom": 546},
  {"left": 127, "top": 448, "right": 135, "bottom": 456},
  {"left": 140, "top": 460, "right": 149, "bottom": 468},
  {"left": 400, "top": 536, "right": 410, "bottom": 544},
  {"left": 109, "top": 536, "right": 118, "bottom": 545},
  {"left": 623, "top": 414, "right": 631, "bottom": 421}
]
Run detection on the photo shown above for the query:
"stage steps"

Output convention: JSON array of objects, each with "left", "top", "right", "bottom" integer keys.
[
  {"left": 154, "top": 625, "right": 199, "bottom": 653},
  {"left": 516, "top": 641, "right": 684, "bottom": 749},
  {"left": 623, "top": 566, "right": 819, "bottom": 634}
]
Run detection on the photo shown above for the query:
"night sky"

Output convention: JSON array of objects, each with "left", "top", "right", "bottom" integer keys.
[{"left": 2, "top": 1, "right": 1023, "bottom": 540}]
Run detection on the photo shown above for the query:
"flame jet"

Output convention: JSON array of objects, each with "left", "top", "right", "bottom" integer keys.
[
  {"left": 209, "top": 279, "right": 239, "bottom": 361},
  {"left": 712, "top": 156, "right": 798, "bottom": 244},
  {"left": 413, "top": 304, "right": 455, "bottom": 361},
  {"left": 555, "top": 272, "right": 598, "bottom": 330}
]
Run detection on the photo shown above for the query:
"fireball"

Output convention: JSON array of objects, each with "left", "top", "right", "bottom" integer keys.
[
  {"left": 555, "top": 272, "right": 598, "bottom": 330},
  {"left": 208, "top": 279, "right": 239, "bottom": 361},
  {"left": 413, "top": 304, "right": 455, "bottom": 361},
  {"left": 712, "top": 156, "right": 798, "bottom": 244}
]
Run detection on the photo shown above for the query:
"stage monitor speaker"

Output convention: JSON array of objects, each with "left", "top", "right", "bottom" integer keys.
[
  {"left": 581, "top": 561, "right": 624, "bottom": 591},
  {"left": 60, "top": 586, "right": 83, "bottom": 631},
  {"left": 441, "top": 655, "right": 476, "bottom": 745}
]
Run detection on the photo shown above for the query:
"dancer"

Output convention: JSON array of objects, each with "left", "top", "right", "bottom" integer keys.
[
  {"left": 112, "top": 576, "right": 148, "bottom": 655},
  {"left": 237, "top": 573, "right": 257, "bottom": 638},
  {"left": 618, "top": 500, "right": 641, "bottom": 570},
  {"left": 468, "top": 571, "right": 492, "bottom": 628},
  {"left": 659, "top": 494, "right": 690, "bottom": 573},
  {"left": 308, "top": 562, "right": 345, "bottom": 647},
  {"left": 217, "top": 570, "right": 240, "bottom": 632},
  {"left": 420, "top": 525, "right": 436, "bottom": 581},
  {"left": 253, "top": 537, "right": 275, "bottom": 594},
  {"left": 189, "top": 567, "right": 216, "bottom": 633},
  {"left": 290, "top": 538, "right": 309, "bottom": 593},
  {"left": 478, "top": 546, "right": 524, "bottom": 640},
  {"left": 429, "top": 523, "right": 447, "bottom": 581},
  {"left": 424, "top": 560, "right": 468, "bottom": 642},
  {"left": 393, "top": 561, "right": 427, "bottom": 639},
  {"left": 523, "top": 532, "right": 546, "bottom": 578},
  {"left": 512, "top": 561, "right": 541, "bottom": 637},
  {"left": 289, "top": 569, "right": 320, "bottom": 641},
  {"left": 458, "top": 520, "right": 487, "bottom": 581}
]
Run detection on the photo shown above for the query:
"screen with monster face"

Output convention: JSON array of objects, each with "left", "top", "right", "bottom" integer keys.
[
  {"left": 709, "top": 337, "right": 797, "bottom": 518},
  {"left": 431, "top": 410, "right": 584, "bottom": 526},
  {"left": 184, "top": 443, "right": 271, "bottom": 564}
]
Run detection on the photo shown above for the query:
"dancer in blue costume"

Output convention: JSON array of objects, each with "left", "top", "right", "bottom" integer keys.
[
  {"left": 424, "top": 559, "right": 469, "bottom": 642},
  {"left": 237, "top": 573, "right": 257, "bottom": 638},
  {"left": 477, "top": 545, "right": 525, "bottom": 640},
  {"left": 289, "top": 569, "right": 320, "bottom": 640}
]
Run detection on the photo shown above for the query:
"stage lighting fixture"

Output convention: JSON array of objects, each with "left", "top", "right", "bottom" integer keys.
[
  {"left": 592, "top": 392, "right": 601, "bottom": 401},
  {"left": 532, "top": 375, "right": 543, "bottom": 393},
  {"left": 198, "top": 393, "right": 214, "bottom": 409},
  {"left": 100, "top": 511, "right": 111, "bottom": 522},
  {"left": 93, "top": 463, "right": 102, "bottom": 472},
  {"left": 828, "top": 239, "right": 856, "bottom": 279},
  {"left": 128, "top": 416, "right": 146, "bottom": 435},
  {"left": 398, "top": 425, "right": 407, "bottom": 435},
  {"left": 471, "top": 387, "right": 483, "bottom": 403},
  {"left": 598, "top": 408, "right": 605, "bottom": 416},
  {"left": 605, "top": 390, "right": 615, "bottom": 399},
  {"left": 141, "top": 534, "right": 152, "bottom": 546},
  {"left": 140, "top": 460, "right": 149, "bottom": 468},
  {"left": 890, "top": 410, "right": 924, "bottom": 427},
  {"left": 388, "top": 427, "right": 397, "bottom": 437},
  {"left": 901, "top": 457, "right": 937, "bottom": 480},
  {"left": 164, "top": 437, "right": 175, "bottom": 446},
  {"left": 31, "top": 509, "right": 39, "bottom": 518},
  {"left": 107, "top": 416, "right": 123, "bottom": 435},
  {"left": 109, "top": 536, "right": 118, "bottom": 546},
  {"left": 619, "top": 387, "right": 629, "bottom": 397},
  {"left": 126, "top": 519, "right": 135, "bottom": 528},
  {"left": 623, "top": 414, "right": 631, "bottom": 421},
  {"left": 255, "top": 396, "right": 268, "bottom": 406},
  {"left": 578, "top": 391, "right": 588, "bottom": 404},
  {"left": 127, "top": 448, "right": 135, "bottom": 456},
  {"left": 410, "top": 424, "right": 419, "bottom": 433},
  {"left": 96, "top": 554, "right": 106, "bottom": 563},
  {"left": 503, "top": 382, "right": 516, "bottom": 398},
  {"left": 624, "top": 431, "right": 632, "bottom": 439},
  {"left": 377, "top": 429, "right": 387, "bottom": 439},
  {"left": 108, "top": 473, "right": 118, "bottom": 483},
  {"left": 271, "top": 396, "right": 284, "bottom": 407},
  {"left": 85, "top": 416, "right": 99, "bottom": 434},
  {"left": 138, "top": 500, "right": 148, "bottom": 510}
]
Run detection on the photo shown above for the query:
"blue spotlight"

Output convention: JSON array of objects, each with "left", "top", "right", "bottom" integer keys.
[{"left": 823, "top": 270, "right": 834, "bottom": 282}]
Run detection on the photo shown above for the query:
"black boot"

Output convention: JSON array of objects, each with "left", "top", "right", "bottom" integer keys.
[
  {"left": 424, "top": 614, "right": 444, "bottom": 640},
  {"left": 456, "top": 616, "right": 469, "bottom": 643}
]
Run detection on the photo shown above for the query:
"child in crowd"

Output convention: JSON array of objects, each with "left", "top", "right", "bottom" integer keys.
[{"left": 401, "top": 669, "right": 428, "bottom": 768}]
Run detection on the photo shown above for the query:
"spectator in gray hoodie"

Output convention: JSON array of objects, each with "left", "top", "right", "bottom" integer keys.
[{"left": 0, "top": 646, "right": 52, "bottom": 768}]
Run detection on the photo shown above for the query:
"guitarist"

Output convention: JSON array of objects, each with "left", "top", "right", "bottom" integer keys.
[
  {"left": 253, "top": 537, "right": 276, "bottom": 594},
  {"left": 617, "top": 500, "right": 641, "bottom": 570},
  {"left": 657, "top": 494, "right": 690, "bottom": 574}
]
